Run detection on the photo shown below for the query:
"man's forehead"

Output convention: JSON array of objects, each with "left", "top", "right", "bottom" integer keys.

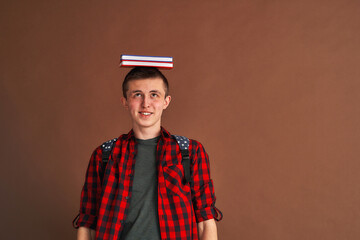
[{"left": 127, "top": 78, "right": 166, "bottom": 91}]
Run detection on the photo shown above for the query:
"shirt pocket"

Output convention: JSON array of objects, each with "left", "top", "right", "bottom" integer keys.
[{"left": 163, "top": 164, "right": 191, "bottom": 196}]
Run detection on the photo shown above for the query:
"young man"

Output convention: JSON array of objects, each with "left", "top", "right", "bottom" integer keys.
[{"left": 76, "top": 67, "right": 222, "bottom": 240}]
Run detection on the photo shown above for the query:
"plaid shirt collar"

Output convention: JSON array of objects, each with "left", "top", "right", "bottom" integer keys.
[{"left": 122, "top": 126, "right": 172, "bottom": 142}]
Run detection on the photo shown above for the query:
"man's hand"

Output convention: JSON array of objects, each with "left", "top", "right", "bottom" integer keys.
[
  {"left": 197, "top": 218, "right": 218, "bottom": 240},
  {"left": 77, "top": 226, "right": 95, "bottom": 240}
]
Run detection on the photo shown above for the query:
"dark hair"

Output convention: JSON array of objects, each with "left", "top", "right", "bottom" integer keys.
[{"left": 122, "top": 67, "right": 169, "bottom": 98}]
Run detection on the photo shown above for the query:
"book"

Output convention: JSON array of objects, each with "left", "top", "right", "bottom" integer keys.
[
  {"left": 120, "top": 54, "right": 174, "bottom": 69},
  {"left": 120, "top": 60, "right": 174, "bottom": 68},
  {"left": 121, "top": 54, "right": 173, "bottom": 62}
]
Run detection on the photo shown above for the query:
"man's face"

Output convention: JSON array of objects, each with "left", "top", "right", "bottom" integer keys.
[{"left": 121, "top": 77, "right": 171, "bottom": 132}]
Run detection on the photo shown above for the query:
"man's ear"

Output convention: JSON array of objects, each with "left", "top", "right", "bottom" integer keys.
[
  {"left": 121, "top": 97, "right": 128, "bottom": 109},
  {"left": 163, "top": 95, "right": 171, "bottom": 110}
]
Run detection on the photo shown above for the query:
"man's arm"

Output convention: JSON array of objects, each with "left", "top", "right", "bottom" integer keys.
[
  {"left": 190, "top": 140, "right": 222, "bottom": 239},
  {"left": 197, "top": 218, "right": 218, "bottom": 240},
  {"left": 76, "top": 147, "right": 102, "bottom": 239},
  {"left": 77, "top": 226, "right": 95, "bottom": 240}
]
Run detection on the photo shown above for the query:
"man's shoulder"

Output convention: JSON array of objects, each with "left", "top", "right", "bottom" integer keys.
[
  {"left": 92, "top": 133, "right": 129, "bottom": 151},
  {"left": 92, "top": 129, "right": 206, "bottom": 152},
  {"left": 169, "top": 134, "right": 204, "bottom": 152}
]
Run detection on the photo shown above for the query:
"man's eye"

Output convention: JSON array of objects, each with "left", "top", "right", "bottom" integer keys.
[
  {"left": 134, "top": 93, "right": 142, "bottom": 97},
  {"left": 151, "top": 93, "right": 158, "bottom": 97}
]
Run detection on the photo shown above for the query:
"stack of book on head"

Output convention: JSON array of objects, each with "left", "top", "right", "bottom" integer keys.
[{"left": 119, "top": 54, "right": 174, "bottom": 69}]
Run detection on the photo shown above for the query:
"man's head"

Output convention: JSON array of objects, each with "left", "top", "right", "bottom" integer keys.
[
  {"left": 121, "top": 67, "right": 171, "bottom": 136},
  {"left": 122, "top": 67, "right": 169, "bottom": 99}
]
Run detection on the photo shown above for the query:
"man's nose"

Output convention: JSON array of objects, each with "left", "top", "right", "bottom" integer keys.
[{"left": 142, "top": 95, "right": 150, "bottom": 108}]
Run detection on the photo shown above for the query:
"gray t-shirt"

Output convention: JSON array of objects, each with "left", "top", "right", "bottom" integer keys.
[{"left": 120, "top": 136, "right": 161, "bottom": 240}]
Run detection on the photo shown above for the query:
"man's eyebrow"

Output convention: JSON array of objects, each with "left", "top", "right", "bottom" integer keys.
[
  {"left": 130, "top": 90, "right": 162, "bottom": 95},
  {"left": 130, "top": 90, "right": 142, "bottom": 93}
]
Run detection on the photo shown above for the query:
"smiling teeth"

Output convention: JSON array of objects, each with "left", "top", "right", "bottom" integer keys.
[{"left": 142, "top": 112, "right": 151, "bottom": 115}]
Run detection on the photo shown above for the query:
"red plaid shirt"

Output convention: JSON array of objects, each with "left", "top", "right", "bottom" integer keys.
[{"left": 77, "top": 127, "right": 222, "bottom": 239}]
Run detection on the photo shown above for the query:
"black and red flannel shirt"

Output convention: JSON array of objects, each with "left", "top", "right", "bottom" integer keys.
[{"left": 78, "top": 127, "right": 222, "bottom": 240}]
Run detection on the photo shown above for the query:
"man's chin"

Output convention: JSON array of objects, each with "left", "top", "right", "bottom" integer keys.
[{"left": 133, "top": 120, "right": 160, "bottom": 129}]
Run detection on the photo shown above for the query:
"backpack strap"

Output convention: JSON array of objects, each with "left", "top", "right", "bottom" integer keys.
[
  {"left": 100, "top": 138, "right": 117, "bottom": 182},
  {"left": 172, "top": 135, "right": 191, "bottom": 184}
]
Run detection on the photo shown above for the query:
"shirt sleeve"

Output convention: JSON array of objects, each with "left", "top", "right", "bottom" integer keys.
[
  {"left": 190, "top": 140, "right": 223, "bottom": 223},
  {"left": 77, "top": 146, "right": 103, "bottom": 229}
]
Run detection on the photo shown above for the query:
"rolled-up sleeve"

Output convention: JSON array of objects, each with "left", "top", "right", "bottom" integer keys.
[
  {"left": 77, "top": 146, "right": 103, "bottom": 229},
  {"left": 190, "top": 141, "right": 223, "bottom": 223}
]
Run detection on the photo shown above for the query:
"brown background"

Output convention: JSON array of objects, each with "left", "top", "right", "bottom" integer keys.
[{"left": 1, "top": 0, "right": 360, "bottom": 239}]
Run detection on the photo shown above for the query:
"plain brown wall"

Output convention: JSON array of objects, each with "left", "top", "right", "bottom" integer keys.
[{"left": 1, "top": 0, "right": 360, "bottom": 239}]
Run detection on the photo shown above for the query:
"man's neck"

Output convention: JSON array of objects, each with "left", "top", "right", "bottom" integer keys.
[{"left": 133, "top": 126, "right": 161, "bottom": 140}]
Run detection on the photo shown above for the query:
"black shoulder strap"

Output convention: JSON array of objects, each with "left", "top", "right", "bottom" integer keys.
[
  {"left": 172, "top": 135, "right": 191, "bottom": 184},
  {"left": 100, "top": 138, "right": 117, "bottom": 183}
]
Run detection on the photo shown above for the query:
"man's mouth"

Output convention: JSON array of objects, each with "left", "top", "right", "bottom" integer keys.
[{"left": 139, "top": 112, "right": 152, "bottom": 116}]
